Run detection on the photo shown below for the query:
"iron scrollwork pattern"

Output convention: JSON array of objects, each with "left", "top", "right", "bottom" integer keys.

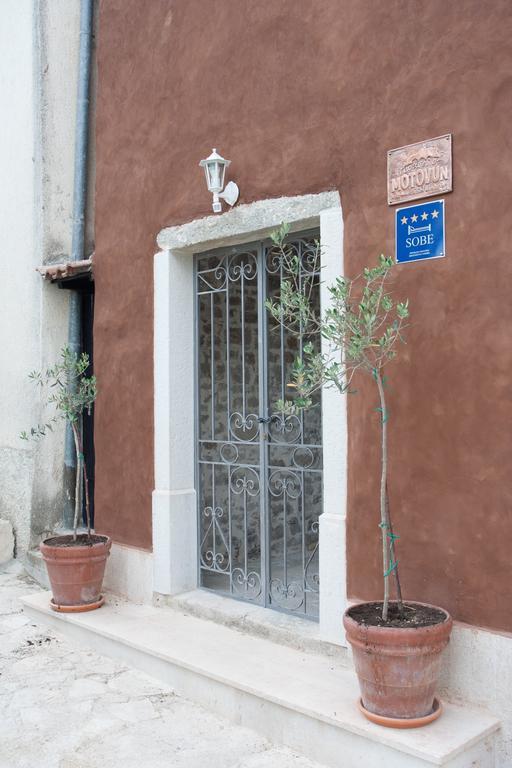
[
  {"left": 196, "top": 233, "right": 322, "bottom": 618},
  {"left": 200, "top": 506, "right": 230, "bottom": 573},
  {"left": 265, "top": 234, "right": 322, "bottom": 618}
]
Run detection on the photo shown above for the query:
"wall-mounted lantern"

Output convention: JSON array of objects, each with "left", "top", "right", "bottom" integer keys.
[{"left": 199, "top": 148, "right": 239, "bottom": 213}]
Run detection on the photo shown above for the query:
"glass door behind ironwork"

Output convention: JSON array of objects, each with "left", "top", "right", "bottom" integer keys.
[{"left": 195, "top": 232, "right": 322, "bottom": 619}]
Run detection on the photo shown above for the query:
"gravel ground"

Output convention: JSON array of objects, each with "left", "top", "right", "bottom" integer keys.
[{"left": 0, "top": 561, "right": 324, "bottom": 768}]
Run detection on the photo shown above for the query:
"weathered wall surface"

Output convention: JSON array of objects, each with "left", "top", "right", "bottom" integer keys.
[
  {"left": 94, "top": 0, "right": 512, "bottom": 633},
  {"left": 0, "top": 1, "right": 82, "bottom": 555},
  {"left": 0, "top": 0, "right": 42, "bottom": 555},
  {"left": 29, "top": 0, "right": 82, "bottom": 548}
]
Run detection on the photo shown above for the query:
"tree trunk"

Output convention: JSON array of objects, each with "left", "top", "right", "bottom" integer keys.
[
  {"left": 376, "top": 372, "right": 390, "bottom": 621},
  {"left": 386, "top": 482, "right": 404, "bottom": 614},
  {"left": 71, "top": 422, "right": 82, "bottom": 541},
  {"left": 81, "top": 430, "right": 91, "bottom": 538},
  {"left": 75, "top": 416, "right": 91, "bottom": 538}
]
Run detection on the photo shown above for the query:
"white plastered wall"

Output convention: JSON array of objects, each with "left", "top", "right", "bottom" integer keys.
[
  {"left": 152, "top": 191, "right": 348, "bottom": 645},
  {"left": 0, "top": 0, "right": 39, "bottom": 555},
  {"left": 30, "top": 0, "right": 81, "bottom": 545},
  {"left": 0, "top": 1, "right": 81, "bottom": 557},
  {"left": 103, "top": 543, "right": 154, "bottom": 604}
]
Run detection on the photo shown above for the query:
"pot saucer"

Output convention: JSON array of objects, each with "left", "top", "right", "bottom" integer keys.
[
  {"left": 50, "top": 595, "right": 104, "bottom": 613},
  {"left": 358, "top": 697, "right": 442, "bottom": 728}
]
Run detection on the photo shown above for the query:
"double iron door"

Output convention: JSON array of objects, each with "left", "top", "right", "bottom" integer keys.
[{"left": 195, "top": 232, "right": 323, "bottom": 619}]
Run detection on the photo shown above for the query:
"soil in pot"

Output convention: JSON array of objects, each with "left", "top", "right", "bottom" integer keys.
[
  {"left": 40, "top": 534, "right": 111, "bottom": 612},
  {"left": 348, "top": 601, "right": 447, "bottom": 628},
  {"left": 343, "top": 600, "right": 452, "bottom": 724},
  {"left": 43, "top": 534, "right": 107, "bottom": 548}
]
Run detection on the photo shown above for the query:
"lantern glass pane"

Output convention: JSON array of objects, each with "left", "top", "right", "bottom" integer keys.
[
  {"left": 207, "top": 161, "right": 223, "bottom": 192},
  {"left": 218, "top": 161, "right": 226, "bottom": 190}
]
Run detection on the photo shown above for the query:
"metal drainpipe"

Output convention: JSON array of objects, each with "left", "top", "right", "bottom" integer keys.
[{"left": 63, "top": 0, "right": 94, "bottom": 528}]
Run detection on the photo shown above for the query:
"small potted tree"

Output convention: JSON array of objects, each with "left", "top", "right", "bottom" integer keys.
[
  {"left": 21, "top": 346, "right": 111, "bottom": 612},
  {"left": 266, "top": 224, "right": 452, "bottom": 728}
]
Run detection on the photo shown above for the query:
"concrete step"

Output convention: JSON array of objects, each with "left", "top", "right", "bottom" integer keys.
[{"left": 21, "top": 591, "right": 499, "bottom": 768}]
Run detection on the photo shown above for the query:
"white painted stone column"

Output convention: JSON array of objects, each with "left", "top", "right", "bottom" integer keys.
[
  {"left": 153, "top": 248, "right": 197, "bottom": 595},
  {"left": 319, "top": 206, "right": 348, "bottom": 646}
]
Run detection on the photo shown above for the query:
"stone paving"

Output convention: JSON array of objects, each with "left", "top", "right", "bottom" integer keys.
[{"left": 0, "top": 562, "right": 324, "bottom": 768}]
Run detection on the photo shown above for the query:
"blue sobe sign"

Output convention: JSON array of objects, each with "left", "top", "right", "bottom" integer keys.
[{"left": 395, "top": 199, "right": 445, "bottom": 264}]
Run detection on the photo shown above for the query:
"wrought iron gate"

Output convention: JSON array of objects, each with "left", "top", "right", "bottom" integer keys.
[{"left": 195, "top": 232, "right": 322, "bottom": 619}]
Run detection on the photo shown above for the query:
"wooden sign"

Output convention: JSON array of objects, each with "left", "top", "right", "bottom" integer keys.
[{"left": 387, "top": 134, "right": 452, "bottom": 205}]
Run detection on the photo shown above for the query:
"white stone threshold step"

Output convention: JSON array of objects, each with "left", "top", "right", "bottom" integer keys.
[
  {"left": 163, "top": 587, "right": 350, "bottom": 662},
  {"left": 21, "top": 592, "right": 499, "bottom": 768}
]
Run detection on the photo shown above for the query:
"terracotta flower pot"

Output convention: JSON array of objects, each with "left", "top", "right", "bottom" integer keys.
[
  {"left": 40, "top": 534, "right": 112, "bottom": 612},
  {"left": 343, "top": 601, "right": 452, "bottom": 724}
]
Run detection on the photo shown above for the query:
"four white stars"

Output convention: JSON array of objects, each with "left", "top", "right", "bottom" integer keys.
[{"left": 400, "top": 209, "right": 440, "bottom": 225}]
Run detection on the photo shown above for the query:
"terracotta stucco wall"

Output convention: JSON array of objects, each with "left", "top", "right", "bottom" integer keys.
[{"left": 94, "top": 0, "right": 512, "bottom": 632}]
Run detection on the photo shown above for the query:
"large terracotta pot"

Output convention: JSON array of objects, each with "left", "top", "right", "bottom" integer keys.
[
  {"left": 343, "top": 601, "right": 452, "bottom": 724},
  {"left": 40, "top": 535, "right": 111, "bottom": 612}
]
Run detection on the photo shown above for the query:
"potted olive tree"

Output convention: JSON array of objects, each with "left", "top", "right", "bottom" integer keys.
[
  {"left": 266, "top": 224, "right": 452, "bottom": 728},
  {"left": 21, "top": 346, "right": 111, "bottom": 612}
]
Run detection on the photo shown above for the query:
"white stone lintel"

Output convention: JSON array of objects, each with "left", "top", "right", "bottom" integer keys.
[{"left": 157, "top": 192, "right": 341, "bottom": 253}]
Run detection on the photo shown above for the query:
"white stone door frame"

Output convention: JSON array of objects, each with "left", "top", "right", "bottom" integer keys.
[{"left": 153, "top": 191, "right": 347, "bottom": 645}]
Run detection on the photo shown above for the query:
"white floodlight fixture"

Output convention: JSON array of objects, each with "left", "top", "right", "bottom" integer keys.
[{"left": 199, "top": 148, "right": 239, "bottom": 213}]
